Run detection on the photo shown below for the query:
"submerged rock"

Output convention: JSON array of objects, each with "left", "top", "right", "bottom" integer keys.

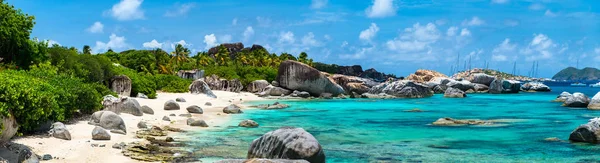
[
  {"left": 588, "top": 92, "right": 600, "bottom": 110},
  {"left": 248, "top": 127, "right": 325, "bottom": 163},
  {"left": 521, "top": 82, "right": 551, "bottom": 92},
  {"left": 239, "top": 120, "right": 259, "bottom": 128},
  {"left": 569, "top": 118, "right": 600, "bottom": 143},
  {"left": 563, "top": 92, "right": 590, "bottom": 107},
  {"left": 215, "top": 159, "right": 310, "bottom": 163},
  {"left": 444, "top": 87, "right": 466, "bottom": 98},
  {"left": 544, "top": 137, "right": 561, "bottom": 142},
  {"left": 432, "top": 117, "right": 491, "bottom": 126},
  {"left": 89, "top": 111, "right": 127, "bottom": 134},
  {"left": 403, "top": 108, "right": 424, "bottom": 112}
]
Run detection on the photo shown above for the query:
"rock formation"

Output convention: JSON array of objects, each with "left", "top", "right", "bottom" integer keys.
[
  {"left": 111, "top": 75, "right": 132, "bottom": 97},
  {"left": 489, "top": 79, "right": 521, "bottom": 94},
  {"left": 563, "top": 92, "right": 590, "bottom": 107},
  {"left": 164, "top": 100, "right": 180, "bottom": 110},
  {"left": 102, "top": 95, "right": 143, "bottom": 116},
  {"left": 588, "top": 92, "right": 600, "bottom": 110},
  {"left": 521, "top": 82, "right": 551, "bottom": 92},
  {"left": 277, "top": 60, "right": 344, "bottom": 96},
  {"left": 239, "top": 120, "right": 259, "bottom": 128},
  {"left": 88, "top": 111, "right": 127, "bottom": 134},
  {"left": 368, "top": 80, "right": 433, "bottom": 98},
  {"left": 177, "top": 69, "right": 204, "bottom": 80},
  {"left": 331, "top": 74, "right": 377, "bottom": 95},
  {"left": 406, "top": 69, "right": 448, "bottom": 83},
  {"left": 444, "top": 87, "right": 466, "bottom": 98},
  {"left": 204, "top": 74, "right": 244, "bottom": 93},
  {"left": 569, "top": 118, "right": 600, "bottom": 143},
  {"left": 469, "top": 73, "right": 496, "bottom": 86},
  {"left": 223, "top": 104, "right": 243, "bottom": 114},
  {"left": 247, "top": 80, "right": 270, "bottom": 93},
  {"left": 92, "top": 126, "right": 111, "bottom": 140},
  {"left": 259, "top": 85, "right": 292, "bottom": 96},
  {"left": 248, "top": 127, "right": 325, "bottom": 163},
  {"left": 189, "top": 79, "right": 217, "bottom": 98}
]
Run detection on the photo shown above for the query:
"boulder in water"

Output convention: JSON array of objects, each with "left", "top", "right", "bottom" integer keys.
[
  {"left": 521, "top": 82, "right": 551, "bottom": 92},
  {"left": 554, "top": 92, "right": 572, "bottom": 102},
  {"left": 589, "top": 92, "right": 600, "bottom": 110},
  {"left": 239, "top": 120, "right": 259, "bottom": 128},
  {"left": 563, "top": 92, "right": 590, "bottom": 107},
  {"left": 247, "top": 127, "right": 325, "bottom": 163},
  {"left": 489, "top": 79, "right": 521, "bottom": 94},
  {"left": 368, "top": 80, "right": 433, "bottom": 98},
  {"left": 276, "top": 60, "right": 344, "bottom": 96},
  {"left": 444, "top": 87, "right": 466, "bottom": 98},
  {"left": 569, "top": 118, "right": 600, "bottom": 143}
]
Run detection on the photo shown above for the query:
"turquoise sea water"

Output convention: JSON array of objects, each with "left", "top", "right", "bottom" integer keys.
[{"left": 186, "top": 86, "right": 600, "bottom": 162}]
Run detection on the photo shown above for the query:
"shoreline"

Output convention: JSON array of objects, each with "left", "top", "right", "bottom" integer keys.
[{"left": 10, "top": 91, "right": 267, "bottom": 163}]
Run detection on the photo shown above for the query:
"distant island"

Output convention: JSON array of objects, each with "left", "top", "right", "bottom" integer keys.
[{"left": 552, "top": 67, "right": 600, "bottom": 81}]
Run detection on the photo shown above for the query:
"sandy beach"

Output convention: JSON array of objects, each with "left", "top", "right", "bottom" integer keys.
[{"left": 12, "top": 91, "right": 265, "bottom": 163}]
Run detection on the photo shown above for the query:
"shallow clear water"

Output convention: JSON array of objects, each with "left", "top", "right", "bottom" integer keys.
[{"left": 186, "top": 86, "right": 600, "bottom": 162}]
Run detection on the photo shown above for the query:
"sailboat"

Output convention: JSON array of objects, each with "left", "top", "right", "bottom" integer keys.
[{"left": 571, "top": 82, "right": 587, "bottom": 87}]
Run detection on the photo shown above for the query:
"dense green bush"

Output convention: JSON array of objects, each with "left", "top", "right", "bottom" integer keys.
[
  {"left": 113, "top": 66, "right": 157, "bottom": 98},
  {"left": 152, "top": 74, "right": 192, "bottom": 93},
  {"left": 203, "top": 65, "right": 278, "bottom": 86}
]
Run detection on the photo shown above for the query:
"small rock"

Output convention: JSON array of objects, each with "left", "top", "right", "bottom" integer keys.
[
  {"left": 112, "top": 142, "right": 126, "bottom": 149},
  {"left": 186, "top": 105, "right": 204, "bottom": 114},
  {"left": 403, "top": 108, "right": 423, "bottom": 112},
  {"left": 239, "top": 120, "right": 259, "bottom": 128},
  {"left": 223, "top": 104, "right": 243, "bottom": 114},
  {"left": 179, "top": 113, "right": 192, "bottom": 117},
  {"left": 187, "top": 118, "right": 209, "bottom": 127},
  {"left": 544, "top": 137, "right": 561, "bottom": 142},
  {"left": 49, "top": 122, "right": 71, "bottom": 140},
  {"left": 205, "top": 102, "right": 212, "bottom": 106},
  {"left": 92, "top": 126, "right": 111, "bottom": 140},
  {"left": 176, "top": 97, "right": 186, "bottom": 102},
  {"left": 164, "top": 100, "right": 180, "bottom": 110},
  {"left": 110, "top": 130, "right": 126, "bottom": 135},
  {"left": 42, "top": 154, "right": 52, "bottom": 160},
  {"left": 137, "top": 121, "right": 148, "bottom": 129},
  {"left": 166, "top": 137, "right": 174, "bottom": 142},
  {"left": 99, "top": 144, "right": 106, "bottom": 147},
  {"left": 169, "top": 114, "right": 176, "bottom": 116},
  {"left": 432, "top": 117, "right": 491, "bottom": 126},
  {"left": 162, "top": 116, "right": 171, "bottom": 121},
  {"left": 141, "top": 105, "right": 154, "bottom": 115},
  {"left": 137, "top": 93, "right": 148, "bottom": 99}
]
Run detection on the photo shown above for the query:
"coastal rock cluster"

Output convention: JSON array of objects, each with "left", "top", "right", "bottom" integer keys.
[
  {"left": 204, "top": 74, "right": 244, "bottom": 93},
  {"left": 570, "top": 118, "right": 600, "bottom": 144},
  {"left": 276, "top": 60, "right": 345, "bottom": 96},
  {"left": 248, "top": 127, "right": 325, "bottom": 163}
]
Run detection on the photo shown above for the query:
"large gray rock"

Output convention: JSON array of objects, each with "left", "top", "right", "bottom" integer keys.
[
  {"left": 141, "top": 105, "right": 154, "bottom": 115},
  {"left": 368, "top": 80, "right": 433, "bottom": 98},
  {"left": 189, "top": 79, "right": 217, "bottom": 98},
  {"left": 204, "top": 75, "right": 244, "bottom": 92},
  {"left": 186, "top": 105, "right": 204, "bottom": 114},
  {"left": 473, "top": 84, "right": 489, "bottom": 93},
  {"left": 164, "top": 100, "right": 180, "bottom": 110},
  {"left": 521, "top": 82, "right": 551, "bottom": 92},
  {"left": 247, "top": 80, "right": 271, "bottom": 93},
  {"left": 444, "top": 87, "right": 466, "bottom": 98},
  {"left": 0, "top": 114, "right": 18, "bottom": 144},
  {"left": 248, "top": 127, "right": 325, "bottom": 163},
  {"left": 569, "top": 118, "right": 600, "bottom": 143},
  {"left": 215, "top": 159, "right": 309, "bottom": 163},
  {"left": 564, "top": 92, "right": 590, "bottom": 107},
  {"left": 49, "top": 122, "right": 71, "bottom": 140},
  {"left": 223, "top": 104, "right": 243, "bottom": 114},
  {"left": 92, "top": 126, "right": 111, "bottom": 140},
  {"left": 277, "top": 60, "right": 344, "bottom": 96},
  {"left": 88, "top": 111, "right": 127, "bottom": 134},
  {"left": 102, "top": 95, "right": 143, "bottom": 116},
  {"left": 0, "top": 142, "right": 39, "bottom": 163},
  {"left": 261, "top": 86, "right": 292, "bottom": 96},
  {"left": 489, "top": 79, "right": 521, "bottom": 94},
  {"left": 554, "top": 92, "right": 572, "bottom": 102},
  {"left": 589, "top": 92, "right": 600, "bottom": 110},
  {"left": 470, "top": 73, "right": 496, "bottom": 86},
  {"left": 111, "top": 75, "right": 132, "bottom": 97},
  {"left": 443, "top": 79, "right": 475, "bottom": 92}
]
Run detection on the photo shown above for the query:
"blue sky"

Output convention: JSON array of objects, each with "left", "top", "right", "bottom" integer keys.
[{"left": 8, "top": 0, "right": 600, "bottom": 78}]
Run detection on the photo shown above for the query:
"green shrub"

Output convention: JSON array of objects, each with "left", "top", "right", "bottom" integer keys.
[
  {"left": 153, "top": 74, "right": 192, "bottom": 93},
  {"left": 203, "top": 65, "right": 277, "bottom": 86},
  {"left": 113, "top": 66, "right": 157, "bottom": 98}
]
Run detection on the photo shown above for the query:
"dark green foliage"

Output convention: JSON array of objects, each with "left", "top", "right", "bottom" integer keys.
[
  {"left": 47, "top": 46, "right": 115, "bottom": 84},
  {"left": 113, "top": 66, "right": 157, "bottom": 99},
  {"left": 313, "top": 62, "right": 340, "bottom": 74},
  {"left": 203, "top": 65, "right": 278, "bottom": 86},
  {"left": 119, "top": 50, "right": 157, "bottom": 73},
  {"left": 0, "top": 2, "right": 39, "bottom": 69},
  {"left": 152, "top": 74, "right": 192, "bottom": 93}
]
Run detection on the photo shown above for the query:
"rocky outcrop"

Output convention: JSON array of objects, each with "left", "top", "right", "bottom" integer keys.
[
  {"left": 489, "top": 79, "right": 521, "bottom": 94},
  {"left": 189, "top": 79, "right": 217, "bottom": 98},
  {"left": 444, "top": 87, "right": 466, "bottom": 98},
  {"left": 277, "top": 60, "right": 344, "bottom": 96},
  {"left": 521, "top": 82, "right": 551, "bottom": 92},
  {"left": 360, "top": 68, "right": 390, "bottom": 82},
  {"left": 177, "top": 69, "right": 204, "bottom": 80},
  {"left": 88, "top": 111, "right": 127, "bottom": 134},
  {"left": 589, "top": 92, "right": 600, "bottom": 110},
  {"left": 260, "top": 85, "right": 292, "bottom": 96},
  {"left": 563, "top": 92, "right": 590, "bottom": 107},
  {"left": 223, "top": 104, "right": 243, "bottom": 114},
  {"left": 247, "top": 80, "right": 271, "bottom": 93},
  {"left": 102, "top": 95, "right": 143, "bottom": 116},
  {"left": 473, "top": 84, "right": 489, "bottom": 93},
  {"left": 368, "top": 80, "right": 433, "bottom": 98},
  {"left": 470, "top": 73, "right": 496, "bottom": 86},
  {"left": 49, "top": 122, "right": 71, "bottom": 140},
  {"left": 164, "top": 100, "right": 180, "bottom": 110},
  {"left": 291, "top": 91, "right": 311, "bottom": 98},
  {"left": 208, "top": 43, "right": 245, "bottom": 59},
  {"left": 0, "top": 113, "right": 17, "bottom": 144},
  {"left": 554, "top": 92, "right": 572, "bottom": 102},
  {"left": 204, "top": 74, "right": 244, "bottom": 93},
  {"left": 406, "top": 69, "right": 448, "bottom": 83},
  {"left": 442, "top": 78, "right": 475, "bottom": 92},
  {"left": 111, "top": 75, "right": 132, "bottom": 97},
  {"left": 337, "top": 65, "right": 363, "bottom": 76},
  {"left": 248, "top": 127, "right": 325, "bottom": 163},
  {"left": 92, "top": 126, "right": 111, "bottom": 140},
  {"left": 186, "top": 105, "right": 203, "bottom": 114},
  {"left": 239, "top": 120, "right": 259, "bottom": 128},
  {"left": 432, "top": 117, "right": 491, "bottom": 126},
  {"left": 569, "top": 118, "right": 600, "bottom": 143},
  {"left": 331, "top": 74, "right": 377, "bottom": 95}
]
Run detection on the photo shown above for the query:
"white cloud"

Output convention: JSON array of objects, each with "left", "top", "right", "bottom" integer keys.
[
  {"left": 204, "top": 34, "right": 218, "bottom": 49},
  {"left": 492, "top": 54, "right": 508, "bottom": 61},
  {"left": 462, "top": 17, "right": 485, "bottom": 26},
  {"left": 359, "top": 23, "right": 380, "bottom": 42},
  {"left": 340, "top": 46, "right": 374, "bottom": 59},
  {"left": 47, "top": 40, "right": 60, "bottom": 47},
  {"left": 232, "top": 18, "right": 238, "bottom": 26},
  {"left": 544, "top": 10, "right": 558, "bottom": 17},
  {"left": 302, "top": 32, "right": 320, "bottom": 47},
  {"left": 256, "top": 16, "right": 272, "bottom": 27},
  {"left": 446, "top": 26, "right": 458, "bottom": 36},
  {"left": 493, "top": 38, "right": 517, "bottom": 53},
  {"left": 491, "top": 0, "right": 509, "bottom": 4},
  {"left": 142, "top": 39, "right": 162, "bottom": 49},
  {"left": 310, "top": 0, "right": 328, "bottom": 9},
  {"left": 93, "top": 34, "right": 128, "bottom": 53},
  {"left": 278, "top": 31, "right": 295, "bottom": 44},
  {"left": 520, "top": 34, "right": 556, "bottom": 61},
  {"left": 243, "top": 26, "right": 254, "bottom": 41},
  {"left": 460, "top": 28, "right": 471, "bottom": 36},
  {"left": 386, "top": 22, "right": 440, "bottom": 52},
  {"left": 341, "top": 41, "right": 348, "bottom": 48},
  {"left": 87, "top": 22, "right": 104, "bottom": 33},
  {"left": 365, "top": 0, "right": 397, "bottom": 18},
  {"left": 164, "top": 2, "right": 196, "bottom": 17},
  {"left": 324, "top": 35, "right": 332, "bottom": 41},
  {"left": 220, "top": 35, "right": 232, "bottom": 43},
  {"left": 107, "top": 0, "right": 144, "bottom": 21},
  {"left": 529, "top": 3, "right": 545, "bottom": 11}
]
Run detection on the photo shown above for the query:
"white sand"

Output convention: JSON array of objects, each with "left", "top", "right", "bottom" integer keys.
[{"left": 12, "top": 91, "right": 265, "bottom": 163}]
